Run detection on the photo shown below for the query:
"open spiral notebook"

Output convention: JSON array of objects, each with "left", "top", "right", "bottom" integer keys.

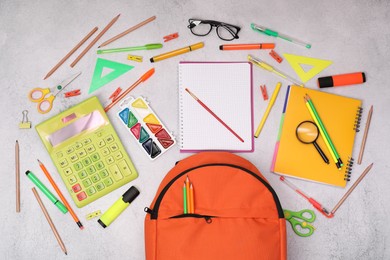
[{"left": 178, "top": 62, "right": 254, "bottom": 152}]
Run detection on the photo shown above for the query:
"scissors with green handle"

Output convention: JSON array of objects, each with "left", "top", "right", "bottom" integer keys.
[
  {"left": 284, "top": 209, "right": 316, "bottom": 237},
  {"left": 28, "top": 72, "right": 81, "bottom": 114}
]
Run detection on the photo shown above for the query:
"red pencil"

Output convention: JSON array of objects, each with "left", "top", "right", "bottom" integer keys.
[{"left": 185, "top": 88, "right": 244, "bottom": 142}]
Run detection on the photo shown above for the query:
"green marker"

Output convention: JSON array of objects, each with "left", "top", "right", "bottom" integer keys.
[
  {"left": 25, "top": 171, "right": 68, "bottom": 214},
  {"left": 251, "top": 23, "right": 311, "bottom": 49},
  {"left": 98, "top": 186, "right": 140, "bottom": 228},
  {"left": 97, "top": 43, "right": 163, "bottom": 54}
]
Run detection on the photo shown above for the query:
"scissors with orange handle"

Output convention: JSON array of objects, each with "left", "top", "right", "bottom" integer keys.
[{"left": 29, "top": 72, "right": 81, "bottom": 114}]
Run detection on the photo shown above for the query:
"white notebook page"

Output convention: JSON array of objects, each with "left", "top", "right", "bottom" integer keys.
[{"left": 179, "top": 62, "right": 253, "bottom": 151}]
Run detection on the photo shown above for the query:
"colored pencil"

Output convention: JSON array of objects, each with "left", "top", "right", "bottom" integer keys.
[
  {"left": 304, "top": 94, "right": 342, "bottom": 168},
  {"left": 185, "top": 88, "right": 244, "bottom": 142},
  {"left": 254, "top": 82, "right": 281, "bottom": 138},
  {"left": 32, "top": 188, "right": 67, "bottom": 255},
  {"left": 98, "top": 15, "right": 156, "bottom": 48},
  {"left": 70, "top": 14, "right": 120, "bottom": 67},
  {"left": 16, "top": 140, "right": 20, "bottom": 213},
  {"left": 183, "top": 182, "right": 187, "bottom": 214},
  {"left": 186, "top": 176, "right": 191, "bottom": 213},
  {"left": 189, "top": 183, "right": 194, "bottom": 214},
  {"left": 38, "top": 160, "right": 84, "bottom": 230},
  {"left": 44, "top": 26, "right": 98, "bottom": 79},
  {"left": 357, "top": 105, "right": 373, "bottom": 165},
  {"left": 104, "top": 68, "right": 155, "bottom": 112}
]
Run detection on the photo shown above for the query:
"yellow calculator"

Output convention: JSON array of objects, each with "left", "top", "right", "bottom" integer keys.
[{"left": 36, "top": 96, "right": 138, "bottom": 207}]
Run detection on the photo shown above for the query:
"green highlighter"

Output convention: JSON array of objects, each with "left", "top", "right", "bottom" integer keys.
[
  {"left": 98, "top": 186, "right": 140, "bottom": 228},
  {"left": 25, "top": 170, "right": 68, "bottom": 214},
  {"left": 97, "top": 43, "right": 163, "bottom": 54}
]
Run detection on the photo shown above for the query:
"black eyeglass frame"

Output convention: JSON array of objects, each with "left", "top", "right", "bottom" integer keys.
[{"left": 187, "top": 19, "right": 241, "bottom": 41}]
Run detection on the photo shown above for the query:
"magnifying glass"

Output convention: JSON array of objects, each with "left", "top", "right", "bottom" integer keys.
[{"left": 296, "top": 121, "right": 329, "bottom": 164}]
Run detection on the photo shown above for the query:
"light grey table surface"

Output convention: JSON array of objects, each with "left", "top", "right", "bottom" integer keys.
[{"left": 1, "top": 0, "right": 389, "bottom": 259}]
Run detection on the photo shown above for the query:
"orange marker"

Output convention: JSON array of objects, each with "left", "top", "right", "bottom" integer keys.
[
  {"left": 219, "top": 43, "right": 275, "bottom": 50},
  {"left": 318, "top": 72, "right": 366, "bottom": 88},
  {"left": 38, "top": 160, "right": 84, "bottom": 230}
]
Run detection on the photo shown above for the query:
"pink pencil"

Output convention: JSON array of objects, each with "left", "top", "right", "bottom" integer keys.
[{"left": 185, "top": 88, "right": 244, "bottom": 142}]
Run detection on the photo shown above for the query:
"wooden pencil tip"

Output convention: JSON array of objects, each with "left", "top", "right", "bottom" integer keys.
[
  {"left": 37, "top": 159, "right": 42, "bottom": 164},
  {"left": 43, "top": 75, "right": 48, "bottom": 80}
]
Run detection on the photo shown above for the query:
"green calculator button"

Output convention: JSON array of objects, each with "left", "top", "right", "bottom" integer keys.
[
  {"left": 87, "top": 165, "right": 96, "bottom": 175},
  {"left": 59, "top": 158, "right": 68, "bottom": 168},
  {"left": 109, "top": 143, "right": 119, "bottom": 152},
  {"left": 86, "top": 144, "right": 96, "bottom": 153},
  {"left": 114, "top": 151, "right": 123, "bottom": 160},
  {"left": 74, "top": 162, "right": 83, "bottom": 171},
  {"left": 68, "top": 175, "right": 77, "bottom": 185},
  {"left": 91, "top": 153, "right": 100, "bottom": 162},
  {"left": 66, "top": 147, "right": 74, "bottom": 154},
  {"left": 75, "top": 142, "right": 83, "bottom": 149},
  {"left": 56, "top": 152, "right": 64, "bottom": 158},
  {"left": 99, "top": 169, "right": 109, "bottom": 178},
  {"left": 86, "top": 186, "right": 96, "bottom": 196},
  {"left": 106, "top": 156, "right": 115, "bottom": 165},
  {"left": 118, "top": 160, "right": 132, "bottom": 176},
  {"left": 102, "top": 147, "right": 110, "bottom": 156},
  {"left": 97, "top": 139, "right": 106, "bottom": 148},
  {"left": 91, "top": 174, "right": 100, "bottom": 183},
  {"left": 82, "top": 178, "right": 92, "bottom": 187},
  {"left": 96, "top": 161, "right": 105, "bottom": 170},
  {"left": 64, "top": 167, "right": 73, "bottom": 176},
  {"left": 96, "top": 182, "right": 105, "bottom": 191},
  {"left": 77, "top": 149, "right": 87, "bottom": 158},
  {"left": 82, "top": 157, "right": 92, "bottom": 166},
  {"left": 82, "top": 138, "right": 92, "bottom": 145},
  {"left": 109, "top": 165, "right": 123, "bottom": 181},
  {"left": 104, "top": 177, "right": 114, "bottom": 187},
  {"left": 105, "top": 135, "right": 114, "bottom": 144},
  {"left": 70, "top": 154, "right": 79, "bottom": 162},
  {"left": 78, "top": 170, "right": 88, "bottom": 179}
]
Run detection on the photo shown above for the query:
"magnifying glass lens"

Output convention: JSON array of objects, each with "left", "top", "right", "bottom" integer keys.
[{"left": 296, "top": 121, "right": 319, "bottom": 143}]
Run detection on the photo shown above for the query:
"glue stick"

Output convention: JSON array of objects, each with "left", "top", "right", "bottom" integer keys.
[{"left": 98, "top": 186, "right": 140, "bottom": 228}]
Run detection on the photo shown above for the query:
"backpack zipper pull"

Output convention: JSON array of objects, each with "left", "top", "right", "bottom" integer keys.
[
  {"left": 204, "top": 216, "right": 212, "bottom": 224},
  {"left": 144, "top": 207, "right": 154, "bottom": 215}
]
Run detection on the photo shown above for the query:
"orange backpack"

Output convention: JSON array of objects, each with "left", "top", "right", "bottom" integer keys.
[{"left": 144, "top": 152, "right": 287, "bottom": 260}]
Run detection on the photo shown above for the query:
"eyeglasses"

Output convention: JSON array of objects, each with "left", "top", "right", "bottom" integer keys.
[{"left": 187, "top": 19, "right": 240, "bottom": 41}]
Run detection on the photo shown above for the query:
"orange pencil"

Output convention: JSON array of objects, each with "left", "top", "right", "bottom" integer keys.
[
  {"left": 219, "top": 43, "right": 275, "bottom": 50},
  {"left": 38, "top": 159, "right": 84, "bottom": 230},
  {"left": 185, "top": 176, "right": 191, "bottom": 213},
  {"left": 189, "top": 183, "right": 194, "bottom": 214}
]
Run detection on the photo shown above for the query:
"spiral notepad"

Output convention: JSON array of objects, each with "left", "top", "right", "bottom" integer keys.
[
  {"left": 178, "top": 62, "right": 253, "bottom": 152},
  {"left": 271, "top": 85, "right": 362, "bottom": 187}
]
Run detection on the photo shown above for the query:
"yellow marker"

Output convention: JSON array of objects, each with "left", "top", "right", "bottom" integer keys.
[
  {"left": 98, "top": 186, "right": 140, "bottom": 228},
  {"left": 86, "top": 210, "right": 102, "bottom": 220},
  {"left": 150, "top": 42, "right": 204, "bottom": 63},
  {"left": 127, "top": 54, "right": 143, "bottom": 62},
  {"left": 248, "top": 55, "right": 304, "bottom": 87},
  {"left": 254, "top": 82, "right": 282, "bottom": 138}
]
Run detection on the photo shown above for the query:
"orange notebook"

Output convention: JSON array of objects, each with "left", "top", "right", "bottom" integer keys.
[{"left": 271, "top": 85, "right": 362, "bottom": 187}]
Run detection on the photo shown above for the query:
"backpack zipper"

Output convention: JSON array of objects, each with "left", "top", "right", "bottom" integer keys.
[
  {"left": 170, "top": 213, "right": 214, "bottom": 224},
  {"left": 146, "top": 163, "right": 284, "bottom": 220}
]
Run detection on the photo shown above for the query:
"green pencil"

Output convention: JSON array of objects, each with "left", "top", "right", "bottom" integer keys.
[
  {"left": 183, "top": 182, "right": 188, "bottom": 214},
  {"left": 97, "top": 43, "right": 163, "bottom": 54},
  {"left": 305, "top": 94, "right": 343, "bottom": 168}
]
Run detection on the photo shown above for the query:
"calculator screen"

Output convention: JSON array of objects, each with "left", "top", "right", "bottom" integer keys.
[{"left": 48, "top": 111, "right": 106, "bottom": 147}]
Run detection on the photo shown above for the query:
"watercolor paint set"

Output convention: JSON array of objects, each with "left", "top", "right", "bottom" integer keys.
[{"left": 118, "top": 97, "right": 176, "bottom": 160}]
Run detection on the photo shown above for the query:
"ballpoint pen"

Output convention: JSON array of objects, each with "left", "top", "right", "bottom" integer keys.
[
  {"left": 251, "top": 23, "right": 311, "bottom": 49},
  {"left": 248, "top": 55, "right": 304, "bottom": 87}
]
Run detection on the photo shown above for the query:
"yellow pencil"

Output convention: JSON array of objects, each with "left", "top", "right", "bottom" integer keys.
[
  {"left": 254, "top": 82, "right": 282, "bottom": 137},
  {"left": 150, "top": 42, "right": 204, "bottom": 62}
]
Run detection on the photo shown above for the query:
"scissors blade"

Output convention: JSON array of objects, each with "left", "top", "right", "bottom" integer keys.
[{"left": 52, "top": 72, "right": 82, "bottom": 96}]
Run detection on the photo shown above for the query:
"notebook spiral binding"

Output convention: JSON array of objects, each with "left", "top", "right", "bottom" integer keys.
[
  {"left": 353, "top": 107, "right": 363, "bottom": 132},
  {"left": 344, "top": 157, "right": 354, "bottom": 181},
  {"left": 178, "top": 67, "right": 184, "bottom": 149}
]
